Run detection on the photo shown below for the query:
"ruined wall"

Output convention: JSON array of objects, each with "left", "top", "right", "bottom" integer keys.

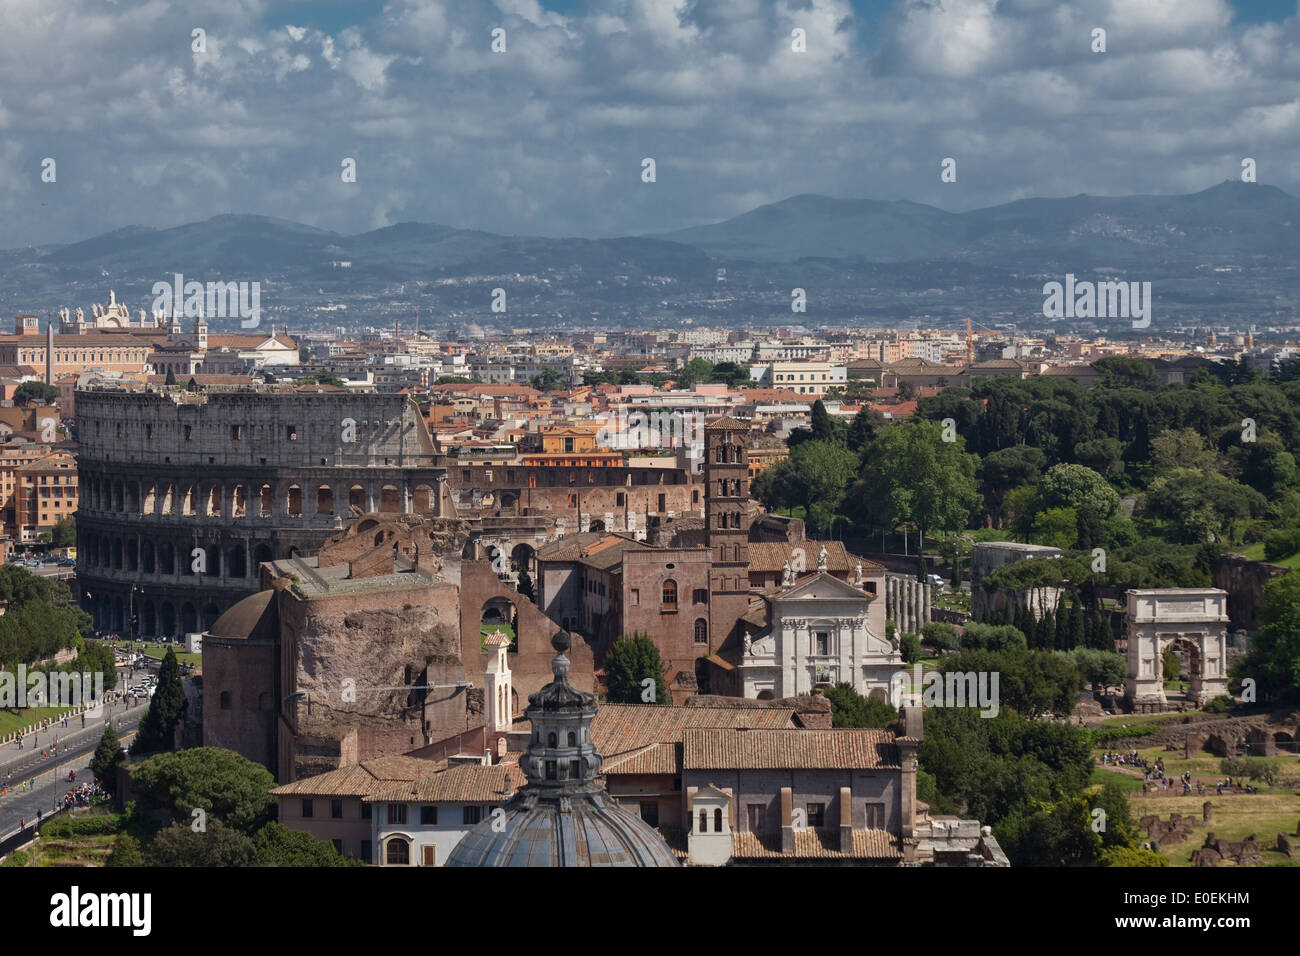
[{"left": 1214, "top": 553, "right": 1288, "bottom": 631}]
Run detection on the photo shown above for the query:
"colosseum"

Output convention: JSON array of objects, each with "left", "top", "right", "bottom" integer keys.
[
  {"left": 75, "top": 383, "right": 444, "bottom": 635},
  {"left": 74, "top": 382, "right": 705, "bottom": 636}
]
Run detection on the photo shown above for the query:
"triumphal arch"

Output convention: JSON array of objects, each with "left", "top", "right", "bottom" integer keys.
[{"left": 1124, "top": 589, "right": 1230, "bottom": 713}]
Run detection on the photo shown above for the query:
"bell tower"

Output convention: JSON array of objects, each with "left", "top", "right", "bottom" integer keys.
[{"left": 705, "top": 417, "right": 752, "bottom": 663}]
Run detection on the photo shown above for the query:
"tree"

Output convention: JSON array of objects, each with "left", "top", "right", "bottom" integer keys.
[
  {"left": 899, "top": 632, "right": 922, "bottom": 663},
  {"left": 14, "top": 381, "right": 58, "bottom": 405},
  {"left": 90, "top": 724, "right": 127, "bottom": 793},
  {"left": 50, "top": 516, "right": 76, "bottom": 548},
  {"left": 145, "top": 819, "right": 256, "bottom": 867},
  {"left": 852, "top": 418, "right": 981, "bottom": 546},
  {"left": 824, "top": 683, "right": 898, "bottom": 728},
  {"left": 979, "top": 446, "right": 1046, "bottom": 527},
  {"left": 105, "top": 833, "right": 144, "bottom": 868},
  {"left": 959, "top": 622, "right": 1027, "bottom": 651},
  {"left": 1143, "top": 469, "right": 1265, "bottom": 544},
  {"left": 1161, "top": 646, "right": 1181, "bottom": 683},
  {"left": 1236, "top": 571, "right": 1300, "bottom": 699},
  {"left": 164, "top": 369, "right": 177, "bottom": 386},
  {"left": 809, "top": 400, "right": 845, "bottom": 444},
  {"left": 132, "top": 647, "right": 186, "bottom": 753},
  {"left": 1094, "top": 357, "right": 1158, "bottom": 390},
  {"left": 1038, "top": 464, "right": 1120, "bottom": 520},
  {"left": 603, "top": 633, "right": 668, "bottom": 705},
  {"left": 516, "top": 568, "right": 535, "bottom": 602},
  {"left": 1067, "top": 647, "right": 1126, "bottom": 692},
  {"left": 1031, "top": 507, "right": 1078, "bottom": 549},
  {"left": 921, "top": 621, "right": 959, "bottom": 651},
  {"left": 252, "top": 822, "right": 363, "bottom": 866},
  {"left": 676, "top": 358, "right": 715, "bottom": 387},
  {"left": 131, "top": 747, "right": 276, "bottom": 835},
  {"left": 753, "top": 439, "right": 858, "bottom": 535},
  {"left": 1072, "top": 438, "right": 1124, "bottom": 479},
  {"left": 300, "top": 370, "right": 346, "bottom": 387}
]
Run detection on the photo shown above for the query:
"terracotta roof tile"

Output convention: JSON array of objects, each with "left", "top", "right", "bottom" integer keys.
[
  {"left": 365, "top": 764, "right": 526, "bottom": 804},
  {"left": 682, "top": 727, "right": 899, "bottom": 770},
  {"left": 731, "top": 828, "right": 902, "bottom": 860},
  {"left": 591, "top": 703, "right": 796, "bottom": 760},
  {"left": 269, "top": 755, "right": 441, "bottom": 797}
]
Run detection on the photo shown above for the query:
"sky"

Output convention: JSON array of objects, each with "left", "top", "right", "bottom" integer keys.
[{"left": 0, "top": 0, "right": 1297, "bottom": 247}]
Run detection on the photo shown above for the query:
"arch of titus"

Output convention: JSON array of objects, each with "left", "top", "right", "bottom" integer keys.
[{"left": 1124, "top": 589, "right": 1230, "bottom": 713}]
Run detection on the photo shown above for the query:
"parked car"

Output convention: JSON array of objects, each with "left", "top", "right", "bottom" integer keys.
[{"left": 58, "top": 558, "right": 76, "bottom": 567}]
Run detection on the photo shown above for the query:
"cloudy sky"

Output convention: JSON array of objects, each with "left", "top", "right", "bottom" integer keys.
[{"left": 1, "top": 0, "right": 1297, "bottom": 247}]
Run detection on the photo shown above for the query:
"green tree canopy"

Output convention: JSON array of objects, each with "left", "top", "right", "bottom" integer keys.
[
  {"left": 132, "top": 647, "right": 186, "bottom": 753},
  {"left": 603, "top": 633, "right": 668, "bottom": 705},
  {"left": 131, "top": 747, "right": 276, "bottom": 835}
]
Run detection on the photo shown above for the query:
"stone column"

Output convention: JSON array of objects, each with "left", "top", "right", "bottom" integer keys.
[
  {"left": 886, "top": 577, "right": 894, "bottom": 621},
  {"left": 903, "top": 580, "right": 914, "bottom": 633},
  {"left": 922, "top": 581, "right": 931, "bottom": 626}
]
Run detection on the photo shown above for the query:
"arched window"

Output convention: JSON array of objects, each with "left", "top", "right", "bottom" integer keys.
[
  {"left": 385, "top": 838, "right": 410, "bottom": 866},
  {"left": 662, "top": 579, "right": 677, "bottom": 608},
  {"left": 547, "top": 732, "right": 557, "bottom": 747},
  {"left": 714, "top": 808, "right": 723, "bottom": 831},
  {"left": 698, "top": 809, "right": 708, "bottom": 833},
  {"left": 567, "top": 732, "right": 576, "bottom": 747},
  {"left": 694, "top": 618, "right": 708, "bottom": 644}
]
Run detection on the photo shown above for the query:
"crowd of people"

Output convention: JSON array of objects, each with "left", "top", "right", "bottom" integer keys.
[
  {"left": 1100, "top": 751, "right": 1264, "bottom": 796},
  {"left": 57, "top": 779, "right": 105, "bottom": 811}
]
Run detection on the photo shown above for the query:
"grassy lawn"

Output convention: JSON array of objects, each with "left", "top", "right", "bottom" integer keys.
[
  {"left": 1096, "top": 711, "right": 1201, "bottom": 731},
  {"left": 107, "top": 640, "right": 201, "bottom": 667},
  {"left": 0, "top": 706, "right": 80, "bottom": 738},
  {"left": 1090, "top": 767, "right": 1145, "bottom": 793},
  {"left": 1236, "top": 542, "right": 1300, "bottom": 570},
  {"left": 1130, "top": 792, "right": 1300, "bottom": 867}
]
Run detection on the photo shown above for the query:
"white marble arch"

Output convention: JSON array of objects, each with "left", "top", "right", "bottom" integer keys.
[{"left": 1124, "top": 588, "right": 1230, "bottom": 711}]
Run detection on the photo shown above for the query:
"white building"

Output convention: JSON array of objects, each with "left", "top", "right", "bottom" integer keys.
[
  {"left": 739, "top": 570, "right": 902, "bottom": 700},
  {"left": 748, "top": 361, "right": 847, "bottom": 396}
]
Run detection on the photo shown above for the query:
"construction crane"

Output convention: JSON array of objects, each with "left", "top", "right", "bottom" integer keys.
[{"left": 964, "top": 318, "right": 1006, "bottom": 364}]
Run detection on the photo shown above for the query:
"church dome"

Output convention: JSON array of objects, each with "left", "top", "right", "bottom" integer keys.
[{"left": 445, "top": 632, "right": 678, "bottom": 868}]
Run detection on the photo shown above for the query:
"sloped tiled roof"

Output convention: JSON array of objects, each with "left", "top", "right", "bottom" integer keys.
[
  {"left": 731, "top": 828, "right": 902, "bottom": 860},
  {"left": 365, "top": 763, "right": 526, "bottom": 804},
  {"left": 746, "top": 540, "right": 883, "bottom": 574},
  {"left": 682, "top": 727, "right": 899, "bottom": 770},
  {"left": 591, "top": 704, "right": 796, "bottom": 759},
  {"left": 269, "top": 755, "right": 441, "bottom": 797},
  {"left": 601, "top": 742, "right": 681, "bottom": 776}
]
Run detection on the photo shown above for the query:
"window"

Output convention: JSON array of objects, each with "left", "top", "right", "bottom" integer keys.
[
  {"left": 816, "top": 631, "right": 830, "bottom": 656},
  {"left": 698, "top": 809, "right": 708, "bottom": 833},
  {"left": 385, "top": 838, "right": 409, "bottom": 866},
  {"left": 231, "top": 425, "right": 242, "bottom": 440},
  {"left": 183, "top": 425, "right": 192, "bottom": 441},
  {"left": 421, "top": 806, "right": 438, "bottom": 825},
  {"left": 693, "top": 588, "right": 708, "bottom": 604},
  {"left": 714, "top": 808, "right": 723, "bottom": 832},
  {"left": 631, "top": 588, "right": 639, "bottom": 606},
  {"left": 331, "top": 839, "right": 343, "bottom": 853},
  {"left": 362, "top": 803, "right": 372, "bottom": 820},
  {"left": 422, "top": 845, "right": 436, "bottom": 866},
  {"left": 463, "top": 806, "right": 481, "bottom": 825},
  {"left": 616, "top": 492, "right": 625, "bottom": 506},
  {"left": 570, "top": 759, "right": 581, "bottom": 778},
  {"left": 331, "top": 799, "right": 343, "bottom": 819},
  {"left": 640, "top": 802, "right": 659, "bottom": 827},
  {"left": 662, "top": 579, "right": 677, "bottom": 608},
  {"left": 865, "top": 803, "right": 886, "bottom": 829},
  {"left": 567, "top": 732, "right": 576, "bottom": 746},
  {"left": 388, "top": 804, "right": 406, "bottom": 825},
  {"left": 694, "top": 618, "right": 708, "bottom": 644},
  {"left": 361, "top": 840, "right": 372, "bottom": 862},
  {"left": 747, "top": 804, "right": 765, "bottom": 831},
  {"left": 301, "top": 799, "right": 313, "bottom": 818},
  {"left": 287, "top": 425, "right": 298, "bottom": 441},
  {"left": 545, "top": 761, "right": 557, "bottom": 780},
  {"left": 807, "top": 803, "right": 825, "bottom": 828}
]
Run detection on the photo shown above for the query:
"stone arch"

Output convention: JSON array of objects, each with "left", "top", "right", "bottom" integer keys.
[
  {"left": 124, "top": 481, "right": 140, "bottom": 515},
  {"left": 231, "top": 484, "right": 247, "bottom": 518},
  {"left": 259, "top": 484, "right": 273, "bottom": 518},
  {"left": 316, "top": 485, "right": 334, "bottom": 515},
  {"left": 125, "top": 538, "right": 138, "bottom": 572},
  {"left": 111, "top": 595, "right": 124, "bottom": 633},
  {"left": 287, "top": 484, "right": 303, "bottom": 518},
  {"left": 253, "top": 543, "right": 273, "bottom": 568},
  {"left": 158, "top": 541, "right": 175, "bottom": 575},
  {"left": 481, "top": 597, "right": 518, "bottom": 649},
  {"left": 181, "top": 483, "right": 196, "bottom": 516},
  {"left": 205, "top": 484, "right": 222, "bottom": 517},
  {"left": 380, "top": 484, "right": 400, "bottom": 513},
  {"left": 349, "top": 484, "right": 365, "bottom": 514},
  {"left": 111, "top": 538, "right": 123, "bottom": 570},
  {"left": 161, "top": 481, "right": 175, "bottom": 515},
  {"left": 413, "top": 484, "right": 434, "bottom": 513},
  {"left": 181, "top": 602, "right": 198, "bottom": 635},
  {"left": 205, "top": 544, "right": 221, "bottom": 578},
  {"left": 201, "top": 603, "right": 221, "bottom": 631},
  {"left": 588, "top": 519, "right": 605, "bottom": 533},
  {"left": 140, "top": 601, "right": 157, "bottom": 638},
  {"left": 227, "top": 544, "right": 247, "bottom": 579},
  {"left": 143, "top": 482, "right": 157, "bottom": 516},
  {"left": 112, "top": 480, "right": 123, "bottom": 513},
  {"left": 159, "top": 602, "right": 176, "bottom": 637}
]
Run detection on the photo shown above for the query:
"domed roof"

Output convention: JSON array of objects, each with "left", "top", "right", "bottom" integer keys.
[
  {"left": 206, "top": 590, "right": 278, "bottom": 643},
  {"left": 447, "top": 789, "right": 679, "bottom": 867},
  {"left": 446, "top": 632, "right": 678, "bottom": 868}
]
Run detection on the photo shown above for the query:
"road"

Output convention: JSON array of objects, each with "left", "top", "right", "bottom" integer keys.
[{"left": 0, "top": 699, "right": 146, "bottom": 839}]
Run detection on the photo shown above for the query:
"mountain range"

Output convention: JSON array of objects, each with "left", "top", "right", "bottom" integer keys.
[{"left": 1, "top": 181, "right": 1294, "bottom": 328}]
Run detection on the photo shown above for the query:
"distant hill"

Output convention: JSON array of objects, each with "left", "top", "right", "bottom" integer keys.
[{"left": 653, "top": 181, "right": 1300, "bottom": 264}]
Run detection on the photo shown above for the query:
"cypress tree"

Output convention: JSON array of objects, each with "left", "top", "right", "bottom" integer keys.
[
  {"left": 133, "top": 647, "right": 187, "bottom": 754},
  {"left": 90, "top": 723, "right": 126, "bottom": 793}
]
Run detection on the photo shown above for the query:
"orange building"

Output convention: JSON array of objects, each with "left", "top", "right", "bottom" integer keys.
[{"left": 11, "top": 449, "right": 78, "bottom": 543}]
